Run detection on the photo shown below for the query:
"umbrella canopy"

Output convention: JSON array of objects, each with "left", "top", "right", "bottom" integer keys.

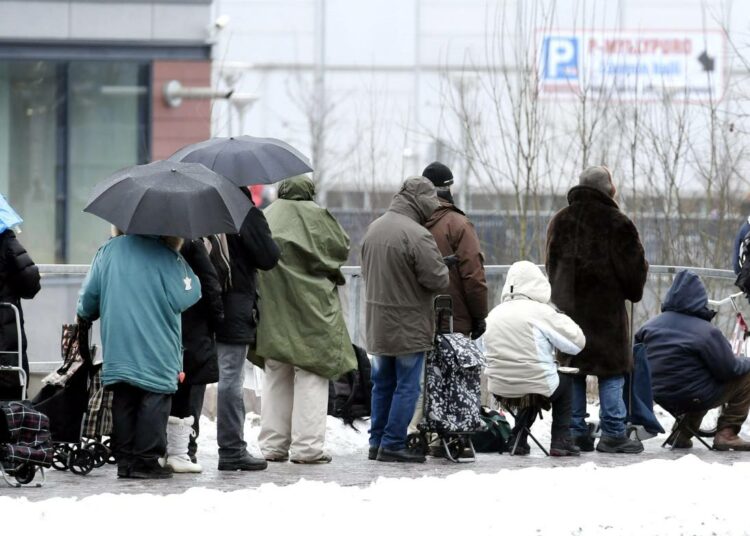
[
  {"left": 0, "top": 194, "right": 22, "bottom": 233},
  {"left": 84, "top": 161, "right": 251, "bottom": 239},
  {"left": 169, "top": 135, "right": 313, "bottom": 186}
]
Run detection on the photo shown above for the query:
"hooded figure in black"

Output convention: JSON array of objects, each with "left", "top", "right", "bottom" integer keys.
[
  {"left": 0, "top": 227, "right": 41, "bottom": 401},
  {"left": 636, "top": 270, "right": 750, "bottom": 450}
]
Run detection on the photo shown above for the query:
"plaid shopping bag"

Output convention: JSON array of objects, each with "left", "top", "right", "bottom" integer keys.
[
  {"left": 40, "top": 324, "right": 88, "bottom": 387},
  {"left": 83, "top": 365, "right": 112, "bottom": 438},
  {"left": 0, "top": 401, "right": 54, "bottom": 466}
]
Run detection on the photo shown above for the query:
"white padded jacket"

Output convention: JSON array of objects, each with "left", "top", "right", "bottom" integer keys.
[{"left": 484, "top": 261, "right": 586, "bottom": 398}]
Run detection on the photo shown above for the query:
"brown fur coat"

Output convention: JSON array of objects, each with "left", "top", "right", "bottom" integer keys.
[{"left": 545, "top": 186, "right": 648, "bottom": 377}]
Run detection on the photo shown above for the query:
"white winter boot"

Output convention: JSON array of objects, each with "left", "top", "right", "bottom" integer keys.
[{"left": 165, "top": 415, "right": 202, "bottom": 473}]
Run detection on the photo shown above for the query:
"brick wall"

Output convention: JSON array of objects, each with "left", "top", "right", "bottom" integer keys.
[{"left": 151, "top": 60, "right": 212, "bottom": 160}]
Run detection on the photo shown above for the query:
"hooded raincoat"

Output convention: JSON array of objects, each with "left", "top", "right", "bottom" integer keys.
[
  {"left": 255, "top": 176, "right": 356, "bottom": 379},
  {"left": 361, "top": 176, "right": 450, "bottom": 356},
  {"left": 484, "top": 261, "right": 585, "bottom": 398},
  {"left": 636, "top": 270, "right": 750, "bottom": 411}
]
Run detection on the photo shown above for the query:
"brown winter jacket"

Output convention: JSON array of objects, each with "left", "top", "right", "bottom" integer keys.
[
  {"left": 425, "top": 199, "right": 488, "bottom": 335},
  {"left": 545, "top": 185, "right": 648, "bottom": 377},
  {"left": 361, "top": 177, "right": 450, "bottom": 356}
]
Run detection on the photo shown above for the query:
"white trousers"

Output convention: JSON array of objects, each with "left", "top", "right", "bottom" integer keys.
[{"left": 258, "top": 358, "right": 329, "bottom": 461}]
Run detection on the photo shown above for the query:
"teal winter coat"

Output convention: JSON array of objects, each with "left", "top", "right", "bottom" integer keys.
[{"left": 77, "top": 235, "right": 201, "bottom": 394}]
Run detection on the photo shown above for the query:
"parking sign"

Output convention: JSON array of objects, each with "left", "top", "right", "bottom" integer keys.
[{"left": 542, "top": 36, "right": 579, "bottom": 80}]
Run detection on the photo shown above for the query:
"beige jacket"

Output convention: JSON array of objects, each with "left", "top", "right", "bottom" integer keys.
[
  {"left": 361, "top": 177, "right": 450, "bottom": 356},
  {"left": 484, "top": 261, "right": 585, "bottom": 398}
]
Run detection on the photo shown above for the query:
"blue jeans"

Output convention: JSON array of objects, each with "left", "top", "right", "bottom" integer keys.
[
  {"left": 570, "top": 375, "right": 626, "bottom": 438},
  {"left": 369, "top": 352, "right": 425, "bottom": 451}
]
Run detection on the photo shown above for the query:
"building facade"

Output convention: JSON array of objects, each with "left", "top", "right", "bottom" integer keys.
[{"left": 0, "top": 0, "right": 215, "bottom": 263}]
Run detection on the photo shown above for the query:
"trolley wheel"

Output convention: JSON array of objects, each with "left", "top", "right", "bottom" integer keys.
[
  {"left": 52, "top": 444, "right": 70, "bottom": 471},
  {"left": 445, "top": 436, "right": 463, "bottom": 461},
  {"left": 87, "top": 442, "right": 109, "bottom": 469},
  {"left": 68, "top": 446, "right": 94, "bottom": 475},
  {"left": 13, "top": 463, "right": 36, "bottom": 485},
  {"left": 406, "top": 432, "right": 427, "bottom": 455}
]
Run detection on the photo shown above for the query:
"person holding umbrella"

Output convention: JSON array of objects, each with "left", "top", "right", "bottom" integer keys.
[
  {"left": 210, "top": 192, "right": 280, "bottom": 471},
  {"left": 78, "top": 230, "right": 201, "bottom": 479},
  {"left": 79, "top": 161, "right": 251, "bottom": 479},
  {"left": 171, "top": 135, "right": 310, "bottom": 471}
]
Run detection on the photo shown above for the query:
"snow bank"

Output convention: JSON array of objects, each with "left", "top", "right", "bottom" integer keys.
[
  {"left": 195, "top": 414, "right": 370, "bottom": 458},
  {"left": 3, "top": 455, "right": 749, "bottom": 535}
]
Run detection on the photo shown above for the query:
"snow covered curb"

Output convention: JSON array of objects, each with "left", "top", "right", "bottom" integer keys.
[{"left": 2, "top": 455, "right": 749, "bottom": 535}]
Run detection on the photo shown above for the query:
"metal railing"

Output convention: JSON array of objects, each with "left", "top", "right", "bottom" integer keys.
[{"left": 25, "top": 264, "right": 740, "bottom": 369}]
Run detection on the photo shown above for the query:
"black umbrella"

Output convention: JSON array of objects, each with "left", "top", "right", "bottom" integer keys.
[
  {"left": 84, "top": 161, "right": 251, "bottom": 239},
  {"left": 169, "top": 135, "right": 313, "bottom": 186}
]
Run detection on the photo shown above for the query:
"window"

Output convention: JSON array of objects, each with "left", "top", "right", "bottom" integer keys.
[{"left": 0, "top": 60, "right": 150, "bottom": 263}]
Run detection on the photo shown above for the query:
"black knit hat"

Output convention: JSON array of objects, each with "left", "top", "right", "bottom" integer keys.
[{"left": 422, "top": 161, "right": 454, "bottom": 187}]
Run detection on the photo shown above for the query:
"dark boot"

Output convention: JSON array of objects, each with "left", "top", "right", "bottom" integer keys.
[
  {"left": 129, "top": 458, "right": 173, "bottom": 479},
  {"left": 573, "top": 434, "right": 595, "bottom": 452},
  {"left": 713, "top": 427, "right": 750, "bottom": 451},
  {"left": 218, "top": 451, "right": 268, "bottom": 471},
  {"left": 368, "top": 446, "right": 379, "bottom": 460},
  {"left": 376, "top": 447, "right": 426, "bottom": 463},
  {"left": 550, "top": 437, "right": 581, "bottom": 457},
  {"left": 507, "top": 432, "right": 530, "bottom": 455},
  {"left": 596, "top": 435, "right": 644, "bottom": 454},
  {"left": 666, "top": 433, "right": 693, "bottom": 449},
  {"left": 428, "top": 445, "right": 446, "bottom": 458}
]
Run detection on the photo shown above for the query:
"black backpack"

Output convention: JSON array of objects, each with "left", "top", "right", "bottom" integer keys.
[
  {"left": 736, "top": 227, "right": 750, "bottom": 294},
  {"left": 471, "top": 407, "right": 512, "bottom": 453},
  {"left": 328, "top": 345, "right": 372, "bottom": 426}
]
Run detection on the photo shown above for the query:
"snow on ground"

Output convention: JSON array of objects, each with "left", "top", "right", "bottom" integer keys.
[
  {"left": 4, "top": 405, "right": 750, "bottom": 534},
  {"left": 3, "top": 455, "right": 750, "bottom": 535},
  {"left": 195, "top": 413, "right": 370, "bottom": 461}
]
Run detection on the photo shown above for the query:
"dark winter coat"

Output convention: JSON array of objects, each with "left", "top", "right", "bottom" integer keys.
[
  {"left": 635, "top": 270, "right": 750, "bottom": 412},
  {"left": 214, "top": 191, "right": 281, "bottom": 346},
  {"left": 361, "top": 177, "right": 450, "bottom": 356},
  {"left": 546, "top": 186, "right": 648, "bottom": 377},
  {"left": 425, "top": 198, "right": 488, "bottom": 336},
  {"left": 0, "top": 230, "right": 40, "bottom": 397},
  {"left": 180, "top": 239, "right": 224, "bottom": 385}
]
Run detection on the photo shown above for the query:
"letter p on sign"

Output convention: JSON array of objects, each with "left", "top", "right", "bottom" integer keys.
[{"left": 542, "top": 36, "right": 579, "bottom": 80}]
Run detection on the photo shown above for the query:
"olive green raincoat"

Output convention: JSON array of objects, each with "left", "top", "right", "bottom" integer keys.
[{"left": 255, "top": 176, "right": 356, "bottom": 379}]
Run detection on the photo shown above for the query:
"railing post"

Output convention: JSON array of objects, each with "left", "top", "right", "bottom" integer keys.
[{"left": 351, "top": 274, "right": 362, "bottom": 347}]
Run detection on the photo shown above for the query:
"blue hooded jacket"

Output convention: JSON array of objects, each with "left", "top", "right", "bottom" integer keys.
[{"left": 635, "top": 270, "right": 750, "bottom": 411}]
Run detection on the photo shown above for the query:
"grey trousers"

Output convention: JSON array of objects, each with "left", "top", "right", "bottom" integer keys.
[
  {"left": 258, "top": 358, "right": 328, "bottom": 461},
  {"left": 217, "top": 342, "right": 249, "bottom": 460}
]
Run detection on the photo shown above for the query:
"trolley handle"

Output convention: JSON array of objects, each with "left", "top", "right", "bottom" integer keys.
[
  {"left": 0, "top": 302, "right": 25, "bottom": 400},
  {"left": 708, "top": 291, "right": 744, "bottom": 308}
]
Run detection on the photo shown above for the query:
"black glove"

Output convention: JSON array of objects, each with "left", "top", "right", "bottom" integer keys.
[
  {"left": 76, "top": 314, "right": 92, "bottom": 330},
  {"left": 443, "top": 255, "right": 460, "bottom": 268},
  {"left": 470, "top": 318, "right": 486, "bottom": 340}
]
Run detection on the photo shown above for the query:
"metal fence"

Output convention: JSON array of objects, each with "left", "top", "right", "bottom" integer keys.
[{"left": 24, "top": 264, "right": 746, "bottom": 374}]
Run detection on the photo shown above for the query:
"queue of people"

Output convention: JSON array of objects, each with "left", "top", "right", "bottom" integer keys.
[{"left": 3, "top": 160, "right": 750, "bottom": 481}]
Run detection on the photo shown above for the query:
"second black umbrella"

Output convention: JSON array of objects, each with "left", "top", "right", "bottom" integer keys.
[{"left": 169, "top": 135, "right": 313, "bottom": 186}]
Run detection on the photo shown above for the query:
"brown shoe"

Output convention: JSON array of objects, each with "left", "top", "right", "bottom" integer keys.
[{"left": 713, "top": 427, "right": 750, "bottom": 451}]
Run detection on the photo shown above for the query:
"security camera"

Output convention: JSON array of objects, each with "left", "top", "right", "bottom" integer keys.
[{"left": 214, "top": 15, "right": 230, "bottom": 30}]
